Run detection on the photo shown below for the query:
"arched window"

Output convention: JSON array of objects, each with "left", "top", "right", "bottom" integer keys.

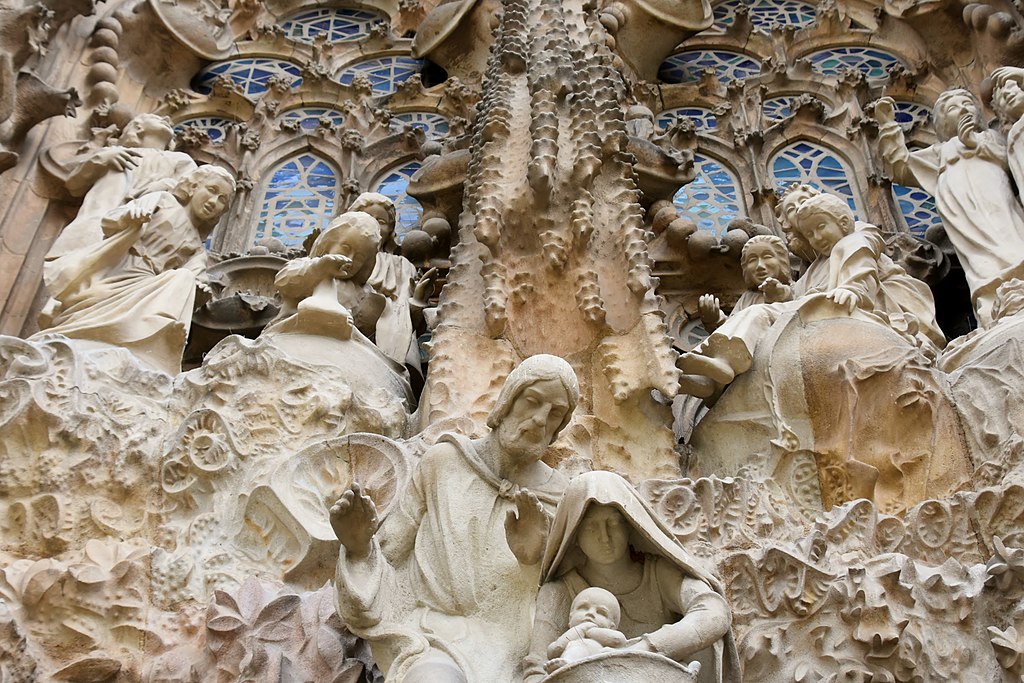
[
  {"left": 193, "top": 58, "right": 303, "bottom": 99},
  {"left": 280, "top": 8, "right": 385, "bottom": 43},
  {"left": 893, "top": 185, "right": 942, "bottom": 238},
  {"left": 763, "top": 96, "right": 799, "bottom": 121},
  {"left": 337, "top": 56, "right": 425, "bottom": 95},
  {"left": 712, "top": 0, "right": 817, "bottom": 31},
  {"left": 173, "top": 116, "right": 234, "bottom": 143},
  {"left": 656, "top": 107, "right": 717, "bottom": 131},
  {"left": 804, "top": 47, "right": 903, "bottom": 81},
  {"left": 771, "top": 141, "right": 860, "bottom": 216},
  {"left": 372, "top": 160, "right": 423, "bottom": 241},
  {"left": 255, "top": 153, "right": 340, "bottom": 247},
  {"left": 279, "top": 107, "right": 346, "bottom": 132},
  {"left": 392, "top": 112, "right": 450, "bottom": 140},
  {"left": 673, "top": 154, "right": 745, "bottom": 235},
  {"left": 892, "top": 101, "right": 931, "bottom": 131},
  {"left": 658, "top": 50, "right": 762, "bottom": 85}
]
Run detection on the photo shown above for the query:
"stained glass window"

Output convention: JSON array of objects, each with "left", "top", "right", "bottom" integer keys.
[
  {"left": 392, "top": 112, "right": 450, "bottom": 140},
  {"left": 763, "top": 96, "right": 799, "bottom": 121},
  {"left": 893, "top": 184, "right": 942, "bottom": 238},
  {"left": 255, "top": 154, "right": 339, "bottom": 247},
  {"left": 713, "top": 0, "right": 817, "bottom": 30},
  {"left": 372, "top": 161, "right": 423, "bottom": 241},
  {"left": 805, "top": 47, "right": 903, "bottom": 81},
  {"left": 279, "top": 107, "right": 346, "bottom": 132},
  {"left": 892, "top": 101, "right": 931, "bottom": 131},
  {"left": 673, "top": 154, "right": 745, "bottom": 235},
  {"left": 656, "top": 107, "right": 717, "bottom": 131},
  {"left": 337, "top": 56, "right": 425, "bottom": 95},
  {"left": 280, "top": 8, "right": 383, "bottom": 43},
  {"left": 771, "top": 141, "right": 860, "bottom": 216},
  {"left": 193, "top": 58, "right": 303, "bottom": 99},
  {"left": 658, "top": 50, "right": 762, "bottom": 85},
  {"left": 173, "top": 116, "right": 234, "bottom": 143}
]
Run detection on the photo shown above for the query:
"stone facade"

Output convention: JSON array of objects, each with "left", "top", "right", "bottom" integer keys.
[{"left": 1, "top": 0, "right": 1024, "bottom": 681}]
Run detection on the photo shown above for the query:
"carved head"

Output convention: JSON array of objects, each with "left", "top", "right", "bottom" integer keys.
[
  {"left": 933, "top": 89, "right": 980, "bottom": 141},
  {"left": 486, "top": 354, "right": 579, "bottom": 456},
  {"left": 740, "top": 235, "right": 791, "bottom": 288},
  {"left": 794, "top": 193, "right": 854, "bottom": 256},
  {"left": 992, "top": 79, "right": 1024, "bottom": 123},
  {"left": 776, "top": 183, "right": 820, "bottom": 263},
  {"left": 174, "top": 165, "right": 236, "bottom": 233},
  {"left": 311, "top": 211, "right": 382, "bottom": 280},
  {"left": 349, "top": 192, "right": 397, "bottom": 247},
  {"left": 568, "top": 586, "right": 620, "bottom": 630},
  {"left": 119, "top": 113, "right": 175, "bottom": 150}
]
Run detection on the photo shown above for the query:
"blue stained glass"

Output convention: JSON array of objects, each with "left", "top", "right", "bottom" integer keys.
[
  {"left": 713, "top": 0, "right": 817, "bottom": 30},
  {"left": 763, "top": 96, "right": 799, "bottom": 121},
  {"left": 656, "top": 107, "right": 717, "bottom": 131},
  {"left": 173, "top": 116, "right": 234, "bottom": 143},
  {"left": 893, "top": 184, "right": 943, "bottom": 238},
  {"left": 372, "top": 161, "right": 423, "bottom": 241},
  {"left": 337, "top": 56, "right": 425, "bottom": 95},
  {"left": 658, "top": 50, "right": 762, "bottom": 85},
  {"left": 281, "top": 8, "right": 384, "bottom": 43},
  {"left": 255, "top": 153, "right": 340, "bottom": 247},
  {"left": 806, "top": 47, "right": 903, "bottom": 81},
  {"left": 673, "top": 154, "right": 745, "bottom": 235},
  {"left": 194, "top": 58, "right": 302, "bottom": 99},
  {"left": 280, "top": 107, "right": 346, "bottom": 131},
  {"left": 392, "top": 112, "right": 450, "bottom": 140},
  {"left": 892, "top": 101, "right": 931, "bottom": 131},
  {"left": 771, "top": 142, "right": 860, "bottom": 217}
]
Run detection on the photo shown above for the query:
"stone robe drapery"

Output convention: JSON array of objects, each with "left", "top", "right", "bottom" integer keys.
[
  {"left": 368, "top": 252, "right": 421, "bottom": 370},
  {"left": 878, "top": 122, "right": 1024, "bottom": 322},
  {"left": 335, "top": 434, "right": 567, "bottom": 682},
  {"left": 35, "top": 191, "right": 205, "bottom": 375}
]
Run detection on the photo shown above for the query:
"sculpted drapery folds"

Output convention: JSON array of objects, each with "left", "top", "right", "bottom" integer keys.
[{"left": 331, "top": 354, "right": 579, "bottom": 683}]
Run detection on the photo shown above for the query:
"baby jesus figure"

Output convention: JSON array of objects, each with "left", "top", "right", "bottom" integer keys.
[{"left": 544, "top": 587, "right": 627, "bottom": 674}]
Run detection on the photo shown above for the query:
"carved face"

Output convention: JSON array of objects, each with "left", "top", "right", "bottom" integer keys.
[
  {"left": 779, "top": 188, "right": 818, "bottom": 230},
  {"left": 494, "top": 378, "right": 571, "bottom": 461},
  {"left": 569, "top": 587, "right": 620, "bottom": 629},
  {"left": 577, "top": 505, "right": 631, "bottom": 566},
  {"left": 741, "top": 242, "right": 788, "bottom": 288},
  {"left": 189, "top": 176, "right": 235, "bottom": 225},
  {"left": 120, "top": 115, "right": 173, "bottom": 150},
  {"left": 935, "top": 93, "right": 978, "bottom": 140},
  {"left": 321, "top": 227, "right": 378, "bottom": 278},
  {"left": 796, "top": 213, "right": 848, "bottom": 256},
  {"left": 994, "top": 80, "right": 1024, "bottom": 120},
  {"left": 361, "top": 203, "right": 395, "bottom": 243}
]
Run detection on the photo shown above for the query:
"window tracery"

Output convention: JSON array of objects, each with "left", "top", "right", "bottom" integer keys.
[
  {"left": 763, "top": 96, "right": 799, "bottom": 121},
  {"left": 280, "top": 8, "right": 384, "bottom": 43},
  {"left": 392, "top": 112, "right": 450, "bottom": 139},
  {"left": 173, "top": 116, "right": 234, "bottom": 143},
  {"left": 279, "top": 107, "right": 347, "bottom": 131},
  {"left": 658, "top": 50, "right": 762, "bottom": 84},
  {"left": 893, "top": 184, "right": 943, "bottom": 237},
  {"left": 804, "top": 46, "right": 903, "bottom": 81},
  {"left": 656, "top": 107, "right": 717, "bottom": 131},
  {"left": 193, "top": 58, "right": 303, "bottom": 98},
  {"left": 771, "top": 141, "right": 860, "bottom": 216},
  {"left": 673, "top": 154, "right": 745, "bottom": 234},
  {"left": 712, "top": 0, "right": 817, "bottom": 31},
  {"left": 372, "top": 160, "right": 423, "bottom": 241},
  {"left": 336, "top": 56, "right": 425, "bottom": 95},
  {"left": 892, "top": 101, "right": 931, "bottom": 131},
  {"left": 255, "top": 153, "right": 340, "bottom": 247}
]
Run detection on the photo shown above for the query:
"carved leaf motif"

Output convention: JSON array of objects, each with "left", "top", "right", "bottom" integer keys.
[
  {"left": 253, "top": 594, "right": 302, "bottom": 642},
  {"left": 52, "top": 656, "right": 121, "bottom": 681}
]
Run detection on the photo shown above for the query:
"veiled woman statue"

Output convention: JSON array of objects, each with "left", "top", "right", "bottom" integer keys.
[
  {"left": 35, "top": 164, "right": 236, "bottom": 375},
  {"left": 525, "top": 471, "right": 739, "bottom": 683}
]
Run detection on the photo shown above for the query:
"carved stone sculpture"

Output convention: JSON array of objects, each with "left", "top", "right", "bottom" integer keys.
[
  {"left": 699, "top": 235, "right": 793, "bottom": 334},
  {"left": 525, "top": 470, "right": 739, "bottom": 683},
  {"left": 332, "top": 354, "right": 578, "bottom": 682},
  {"left": 33, "top": 164, "right": 235, "bottom": 375},
  {"left": 873, "top": 90, "right": 1024, "bottom": 324}
]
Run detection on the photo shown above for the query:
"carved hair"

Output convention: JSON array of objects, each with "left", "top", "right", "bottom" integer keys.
[
  {"left": 311, "top": 211, "right": 382, "bottom": 258},
  {"left": 775, "top": 183, "right": 820, "bottom": 264},
  {"left": 794, "top": 193, "right": 855, "bottom": 237},
  {"left": 740, "top": 235, "right": 792, "bottom": 284},
  {"left": 120, "top": 113, "right": 175, "bottom": 147},
  {"left": 349, "top": 192, "right": 397, "bottom": 231},
  {"left": 171, "top": 165, "right": 236, "bottom": 213},
  {"left": 486, "top": 354, "right": 580, "bottom": 439},
  {"left": 933, "top": 88, "right": 980, "bottom": 140}
]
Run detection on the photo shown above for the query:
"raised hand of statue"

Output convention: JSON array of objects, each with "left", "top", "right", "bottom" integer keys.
[
  {"left": 319, "top": 253, "right": 354, "bottom": 279},
  {"left": 93, "top": 146, "right": 141, "bottom": 172},
  {"left": 412, "top": 267, "right": 439, "bottom": 308},
  {"left": 330, "top": 482, "right": 380, "bottom": 560},
  {"left": 957, "top": 112, "right": 979, "bottom": 149},
  {"left": 697, "top": 294, "right": 720, "bottom": 326},
  {"left": 827, "top": 287, "right": 859, "bottom": 313},
  {"left": 992, "top": 66, "right": 1024, "bottom": 88},
  {"left": 504, "top": 489, "right": 551, "bottom": 565},
  {"left": 870, "top": 96, "right": 897, "bottom": 126},
  {"left": 759, "top": 277, "right": 791, "bottom": 303}
]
